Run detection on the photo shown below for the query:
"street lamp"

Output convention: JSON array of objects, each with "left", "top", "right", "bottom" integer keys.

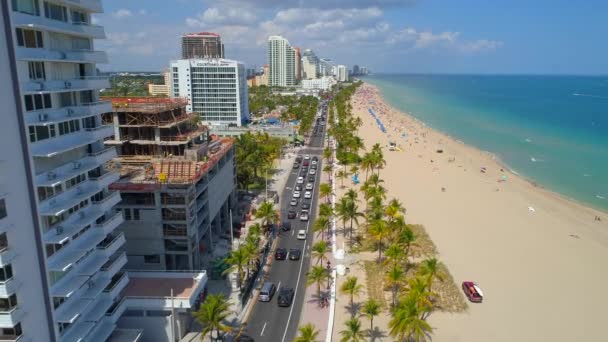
[{"left": 326, "top": 260, "right": 332, "bottom": 290}]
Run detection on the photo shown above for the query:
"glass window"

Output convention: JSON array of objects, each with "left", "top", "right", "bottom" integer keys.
[
  {"left": 28, "top": 61, "right": 46, "bottom": 80},
  {"left": 16, "top": 28, "right": 43, "bottom": 48},
  {"left": 44, "top": 1, "right": 67, "bottom": 22},
  {"left": 12, "top": 0, "right": 40, "bottom": 15},
  {"left": 0, "top": 199, "right": 6, "bottom": 220},
  {"left": 71, "top": 10, "right": 87, "bottom": 24},
  {"left": 144, "top": 255, "right": 160, "bottom": 264},
  {"left": 24, "top": 94, "right": 52, "bottom": 111},
  {"left": 133, "top": 209, "right": 140, "bottom": 220}
]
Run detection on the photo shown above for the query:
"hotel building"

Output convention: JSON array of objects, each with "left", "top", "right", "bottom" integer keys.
[{"left": 267, "top": 35, "right": 296, "bottom": 87}]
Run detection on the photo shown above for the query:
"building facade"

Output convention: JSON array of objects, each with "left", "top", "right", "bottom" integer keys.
[
  {"left": 147, "top": 84, "right": 169, "bottom": 96},
  {"left": 337, "top": 65, "right": 349, "bottom": 82},
  {"left": 267, "top": 35, "right": 295, "bottom": 87},
  {"left": 4, "top": 0, "right": 137, "bottom": 340},
  {"left": 181, "top": 32, "right": 224, "bottom": 59},
  {"left": 294, "top": 47, "right": 302, "bottom": 81},
  {"left": 170, "top": 59, "right": 249, "bottom": 126},
  {"left": 301, "top": 76, "right": 337, "bottom": 91}
]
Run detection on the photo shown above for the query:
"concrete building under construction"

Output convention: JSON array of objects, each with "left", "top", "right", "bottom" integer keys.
[{"left": 102, "top": 97, "right": 236, "bottom": 271}]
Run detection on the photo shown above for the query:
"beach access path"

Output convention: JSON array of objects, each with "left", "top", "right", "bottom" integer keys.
[{"left": 349, "top": 82, "right": 608, "bottom": 342}]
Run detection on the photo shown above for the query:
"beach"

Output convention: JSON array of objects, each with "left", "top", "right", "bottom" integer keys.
[{"left": 351, "top": 82, "right": 608, "bottom": 341}]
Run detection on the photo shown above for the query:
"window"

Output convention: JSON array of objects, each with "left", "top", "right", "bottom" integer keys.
[
  {"left": 71, "top": 37, "right": 91, "bottom": 51},
  {"left": 1, "top": 322, "right": 22, "bottom": 338},
  {"left": 133, "top": 209, "right": 140, "bottom": 220},
  {"left": 15, "top": 28, "right": 43, "bottom": 48},
  {"left": 58, "top": 119, "right": 80, "bottom": 135},
  {"left": 144, "top": 255, "right": 160, "bottom": 264},
  {"left": 0, "top": 233, "right": 7, "bottom": 252},
  {"left": 28, "top": 61, "right": 45, "bottom": 80},
  {"left": 0, "top": 265, "right": 12, "bottom": 282},
  {"left": 65, "top": 173, "right": 85, "bottom": 189},
  {"left": 37, "top": 184, "right": 62, "bottom": 201},
  {"left": 29, "top": 124, "right": 55, "bottom": 142},
  {"left": 44, "top": 1, "right": 67, "bottom": 21},
  {"left": 123, "top": 209, "right": 131, "bottom": 221},
  {"left": 71, "top": 10, "right": 87, "bottom": 24},
  {"left": 0, "top": 294, "right": 18, "bottom": 312},
  {"left": 11, "top": 0, "right": 40, "bottom": 15},
  {"left": 24, "top": 93, "right": 51, "bottom": 111},
  {"left": 0, "top": 199, "right": 5, "bottom": 220}
]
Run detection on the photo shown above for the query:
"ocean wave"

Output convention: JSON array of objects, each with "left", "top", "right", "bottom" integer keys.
[
  {"left": 583, "top": 173, "right": 592, "bottom": 177},
  {"left": 530, "top": 157, "right": 545, "bottom": 162},
  {"left": 597, "top": 195, "right": 606, "bottom": 200},
  {"left": 525, "top": 138, "right": 532, "bottom": 143},
  {"left": 572, "top": 93, "right": 608, "bottom": 99}
]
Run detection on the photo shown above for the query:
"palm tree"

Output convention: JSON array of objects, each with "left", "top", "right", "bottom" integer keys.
[
  {"left": 386, "top": 264, "right": 405, "bottom": 308},
  {"left": 340, "top": 317, "right": 366, "bottom": 342},
  {"left": 255, "top": 201, "right": 278, "bottom": 229},
  {"left": 337, "top": 169, "right": 347, "bottom": 188},
  {"left": 340, "top": 276, "right": 363, "bottom": 317},
  {"left": 223, "top": 247, "right": 248, "bottom": 289},
  {"left": 360, "top": 152, "right": 374, "bottom": 181},
  {"left": 193, "top": 294, "right": 231, "bottom": 341},
  {"left": 311, "top": 240, "right": 329, "bottom": 265},
  {"left": 295, "top": 323, "right": 320, "bottom": 342},
  {"left": 319, "top": 183, "right": 332, "bottom": 204},
  {"left": 418, "top": 258, "right": 445, "bottom": 293},
  {"left": 306, "top": 265, "right": 329, "bottom": 301},
  {"left": 368, "top": 219, "right": 388, "bottom": 262},
  {"left": 312, "top": 215, "right": 329, "bottom": 239},
  {"left": 345, "top": 188, "right": 358, "bottom": 203},
  {"left": 318, "top": 203, "right": 334, "bottom": 218},
  {"left": 323, "top": 164, "right": 333, "bottom": 181},
  {"left": 343, "top": 200, "right": 364, "bottom": 246},
  {"left": 384, "top": 243, "right": 405, "bottom": 268},
  {"left": 335, "top": 197, "right": 350, "bottom": 238},
  {"left": 366, "top": 195, "right": 385, "bottom": 224},
  {"left": 323, "top": 146, "right": 333, "bottom": 162},
  {"left": 398, "top": 226, "right": 416, "bottom": 265},
  {"left": 385, "top": 198, "right": 406, "bottom": 222},
  {"left": 389, "top": 295, "right": 433, "bottom": 342},
  {"left": 407, "top": 277, "right": 434, "bottom": 314},
  {"left": 361, "top": 299, "right": 381, "bottom": 340}
]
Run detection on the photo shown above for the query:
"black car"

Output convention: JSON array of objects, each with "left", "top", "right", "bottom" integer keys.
[
  {"left": 281, "top": 221, "right": 292, "bottom": 231},
  {"left": 301, "top": 201, "right": 310, "bottom": 210},
  {"left": 289, "top": 248, "right": 301, "bottom": 260},
  {"left": 277, "top": 287, "right": 295, "bottom": 307},
  {"left": 275, "top": 248, "right": 287, "bottom": 260},
  {"left": 295, "top": 156, "right": 303, "bottom": 163},
  {"left": 300, "top": 169, "right": 308, "bottom": 176},
  {"left": 293, "top": 163, "right": 300, "bottom": 169},
  {"left": 287, "top": 211, "right": 297, "bottom": 219},
  {"left": 295, "top": 184, "right": 302, "bottom": 191},
  {"left": 311, "top": 164, "right": 317, "bottom": 169},
  {"left": 308, "top": 175, "right": 315, "bottom": 183}
]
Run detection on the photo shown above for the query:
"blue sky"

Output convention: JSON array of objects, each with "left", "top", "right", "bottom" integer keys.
[{"left": 96, "top": 0, "right": 608, "bottom": 74}]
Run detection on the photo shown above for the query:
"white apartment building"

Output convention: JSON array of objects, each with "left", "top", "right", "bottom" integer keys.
[
  {"left": 267, "top": 35, "right": 296, "bottom": 87},
  {"left": 301, "top": 76, "right": 336, "bottom": 91},
  {"left": 170, "top": 59, "right": 249, "bottom": 126},
  {"left": 337, "top": 65, "right": 349, "bottom": 82},
  {"left": 3, "top": 0, "right": 138, "bottom": 341}
]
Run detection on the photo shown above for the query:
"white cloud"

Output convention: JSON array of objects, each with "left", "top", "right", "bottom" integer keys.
[
  {"left": 187, "top": 7, "right": 256, "bottom": 27},
  {"left": 138, "top": 9, "right": 147, "bottom": 15},
  {"left": 112, "top": 9, "right": 132, "bottom": 19}
]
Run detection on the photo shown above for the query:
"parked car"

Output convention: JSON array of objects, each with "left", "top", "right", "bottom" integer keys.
[
  {"left": 304, "top": 191, "right": 312, "bottom": 199},
  {"left": 311, "top": 160, "right": 318, "bottom": 165},
  {"left": 297, "top": 229, "right": 307, "bottom": 239},
  {"left": 277, "top": 287, "right": 295, "bottom": 307},
  {"left": 309, "top": 169, "right": 316, "bottom": 175},
  {"left": 297, "top": 177, "right": 304, "bottom": 184},
  {"left": 290, "top": 198, "right": 298, "bottom": 206},
  {"left": 289, "top": 248, "right": 301, "bottom": 260},
  {"left": 299, "top": 210, "right": 309, "bottom": 221},
  {"left": 292, "top": 191, "right": 301, "bottom": 198},
  {"left": 305, "top": 183, "right": 314, "bottom": 191},
  {"left": 259, "top": 282, "right": 276, "bottom": 302},
  {"left": 275, "top": 248, "right": 287, "bottom": 260},
  {"left": 462, "top": 281, "right": 484, "bottom": 303},
  {"left": 304, "top": 154, "right": 311, "bottom": 160},
  {"left": 287, "top": 211, "right": 297, "bottom": 219}
]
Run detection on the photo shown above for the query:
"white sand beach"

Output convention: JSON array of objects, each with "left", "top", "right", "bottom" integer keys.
[{"left": 351, "top": 82, "right": 608, "bottom": 341}]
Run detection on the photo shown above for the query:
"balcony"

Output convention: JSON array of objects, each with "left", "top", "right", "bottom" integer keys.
[
  {"left": 0, "top": 307, "right": 23, "bottom": 329},
  {"left": 103, "top": 272, "right": 129, "bottom": 300},
  {"left": 30, "top": 125, "right": 114, "bottom": 157},
  {"left": 64, "top": 0, "right": 104, "bottom": 13},
  {"left": 26, "top": 101, "right": 112, "bottom": 126},
  {"left": 95, "top": 212, "right": 124, "bottom": 236},
  {"left": 82, "top": 293, "right": 114, "bottom": 322},
  {"left": 16, "top": 47, "right": 108, "bottom": 64},
  {"left": 0, "top": 333, "right": 23, "bottom": 341},
  {"left": 0, "top": 248, "right": 15, "bottom": 267},
  {"left": 101, "top": 252, "right": 127, "bottom": 279},
  {"left": 38, "top": 175, "right": 118, "bottom": 217},
  {"left": 84, "top": 317, "right": 115, "bottom": 342},
  {"left": 59, "top": 320, "right": 95, "bottom": 342},
  {"left": 43, "top": 206, "right": 105, "bottom": 244},
  {"left": 36, "top": 150, "right": 116, "bottom": 188},
  {"left": 22, "top": 76, "right": 110, "bottom": 94},
  {"left": 97, "top": 232, "right": 125, "bottom": 258},
  {"left": 55, "top": 296, "right": 93, "bottom": 323},
  {"left": 0, "top": 278, "right": 17, "bottom": 297},
  {"left": 105, "top": 298, "right": 127, "bottom": 324},
  {"left": 92, "top": 191, "right": 122, "bottom": 213},
  {"left": 47, "top": 229, "right": 106, "bottom": 272},
  {"left": 12, "top": 12, "right": 105, "bottom": 38}
]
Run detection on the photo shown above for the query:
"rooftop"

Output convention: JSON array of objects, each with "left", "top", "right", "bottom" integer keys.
[
  {"left": 103, "top": 97, "right": 188, "bottom": 114},
  {"left": 183, "top": 32, "right": 220, "bottom": 37}
]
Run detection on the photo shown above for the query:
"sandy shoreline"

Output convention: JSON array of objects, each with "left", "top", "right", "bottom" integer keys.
[{"left": 351, "top": 82, "right": 608, "bottom": 341}]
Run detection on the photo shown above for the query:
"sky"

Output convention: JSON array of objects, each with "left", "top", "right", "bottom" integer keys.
[{"left": 96, "top": 0, "right": 608, "bottom": 74}]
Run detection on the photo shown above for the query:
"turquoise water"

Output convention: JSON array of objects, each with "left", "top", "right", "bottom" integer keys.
[{"left": 364, "top": 74, "right": 608, "bottom": 211}]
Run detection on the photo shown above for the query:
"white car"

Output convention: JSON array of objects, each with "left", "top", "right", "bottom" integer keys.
[
  {"left": 297, "top": 229, "right": 307, "bottom": 239},
  {"left": 305, "top": 183, "right": 314, "bottom": 191},
  {"left": 311, "top": 160, "right": 318, "bottom": 165},
  {"left": 309, "top": 169, "right": 316, "bottom": 175},
  {"left": 304, "top": 191, "right": 312, "bottom": 199},
  {"left": 304, "top": 155, "right": 310, "bottom": 160},
  {"left": 292, "top": 191, "right": 301, "bottom": 198},
  {"left": 297, "top": 176, "right": 304, "bottom": 184},
  {"left": 299, "top": 210, "right": 309, "bottom": 221},
  {"left": 290, "top": 198, "right": 298, "bottom": 206}
]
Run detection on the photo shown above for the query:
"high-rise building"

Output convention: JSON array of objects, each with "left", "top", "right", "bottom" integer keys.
[
  {"left": 267, "top": 35, "right": 296, "bottom": 87},
  {"left": 3, "top": 0, "right": 135, "bottom": 340},
  {"left": 170, "top": 59, "right": 249, "bottom": 126},
  {"left": 181, "top": 32, "right": 224, "bottom": 59},
  {"left": 294, "top": 47, "right": 302, "bottom": 81},
  {"left": 337, "top": 65, "right": 349, "bottom": 82},
  {"left": 302, "top": 49, "right": 319, "bottom": 79},
  {"left": 353, "top": 65, "right": 360, "bottom": 76}
]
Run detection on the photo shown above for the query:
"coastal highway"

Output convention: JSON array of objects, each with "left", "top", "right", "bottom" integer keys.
[{"left": 245, "top": 104, "right": 328, "bottom": 342}]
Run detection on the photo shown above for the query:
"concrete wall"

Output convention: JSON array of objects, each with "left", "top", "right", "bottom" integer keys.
[{"left": 207, "top": 157, "right": 235, "bottom": 219}]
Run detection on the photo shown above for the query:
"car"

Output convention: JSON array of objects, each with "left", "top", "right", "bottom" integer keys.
[
  {"left": 462, "top": 281, "right": 484, "bottom": 303},
  {"left": 299, "top": 210, "right": 309, "bottom": 221},
  {"left": 295, "top": 184, "right": 302, "bottom": 191},
  {"left": 297, "top": 177, "right": 304, "bottom": 184},
  {"left": 290, "top": 198, "right": 298, "bottom": 206},
  {"left": 292, "top": 191, "right": 301, "bottom": 198},
  {"left": 304, "top": 155, "right": 310, "bottom": 160},
  {"left": 311, "top": 164, "right": 317, "bottom": 170},
  {"left": 277, "top": 287, "right": 295, "bottom": 307},
  {"left": 275, "top": 248, "right": 287, "bottom": 260},
  {"left": 304, "top": 191, "right": 312, "bottom": 199},
  {"left": 300, "top": 169, "right": 308, "bottom": 176},
  {"left": 309, "top": 169, "right": 316, "bottom": 175},
  {"left": 259, "top": 282, "right": 276, "bottom": 302},
  {"left": 301, "top": 201, "right": 310, "bottom": 209},
  {"left": 287, "top": 210, "right": 297, "bottom": 219},
  {"left": 303, "top": 160, "right": 309, "bottom": 166},
  {"left": 312, "top": 156, "right": 318, "bottom": 161},
  {"left": 293, "top": 163, "right": 300, "bottom": 169},
  {"left": 297, "top": 229, "right": 307, "bottom": 239},
  {"left": 295, "top": 156, "right": 302, "bottom": 163},
  {"left": 308, "top": 175, "right": 316, "bottom": 182},
  {"left": 305, "top": 183, "right": 314, "bottom": 191},
  {"left": 311, "top": 160, "right": 318, "bottom": 165},
  {"left": 281, "top": 221, "right": 292, "bottom": 231},
  {"left": 289, "top": 248, "right": 302, "bottom": 260}
]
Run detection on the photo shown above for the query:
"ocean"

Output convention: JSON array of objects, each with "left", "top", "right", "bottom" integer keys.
[{"left": 364, "top": 74, "right": 608, "bottom": 211}]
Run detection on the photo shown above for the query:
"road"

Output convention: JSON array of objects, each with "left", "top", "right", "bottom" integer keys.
[{"left": 245, "top": 104, "right": 328, "bottom": 342}]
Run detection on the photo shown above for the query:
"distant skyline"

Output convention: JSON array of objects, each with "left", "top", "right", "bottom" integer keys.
[{"left": 97, "top": 0, "right": 608, "bottom": 75}]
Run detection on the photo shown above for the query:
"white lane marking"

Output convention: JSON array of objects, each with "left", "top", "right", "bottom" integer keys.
[
  {"left": 278, "top": 281, "right": 282, "bottom": 290},
  {"left": 292, "top": 229, "right": 295, "bottom": 236},
  {"left": 261, "top": 322, "right": 267, "bottom": 336}
]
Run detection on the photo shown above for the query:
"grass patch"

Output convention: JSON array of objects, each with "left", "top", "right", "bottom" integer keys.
[
  {"left": 430, "top": 263, "right": 468, "bottom": 313},
  {"left": 363, "top": 261, "right": 388, "bottom": 308},
  {"left": 408, "top": 224, "right": 438, "bottom": 258}
]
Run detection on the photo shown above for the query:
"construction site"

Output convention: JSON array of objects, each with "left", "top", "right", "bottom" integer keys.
[{"left": 102, "top": 97, "right": 237, "bottom": 271}]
